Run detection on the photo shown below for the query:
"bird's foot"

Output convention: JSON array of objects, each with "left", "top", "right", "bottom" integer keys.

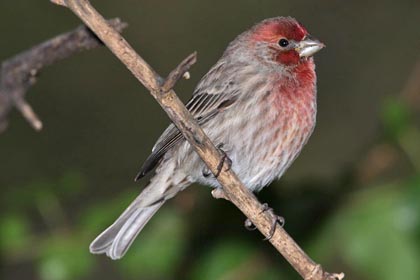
[
  {"left": 261, "top": 203, "right": 285, "bottom": 240},
  {"left": 215, "top": 143, "right": 232, "bottom": 178},
  {"left": 244, "top": 203, "right": 285, "bottom": 240},
  {"left": 202, "top": 143, "right": 232, "bottom": 178}
]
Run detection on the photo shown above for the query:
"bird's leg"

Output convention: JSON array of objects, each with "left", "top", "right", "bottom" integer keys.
[
  {"left": 244, "top": 203, "right": 285, "bottom": 240},
  {"left": 215, "top": 143, "right": 232, "bottom": 178}
]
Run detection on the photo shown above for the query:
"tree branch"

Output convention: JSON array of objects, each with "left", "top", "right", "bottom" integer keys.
[
  {"left": 50, "top": 1, "right": 344, "bottom": 279},
  {"left": 0, "top": 18, "right": 127, "bottom": 133}
]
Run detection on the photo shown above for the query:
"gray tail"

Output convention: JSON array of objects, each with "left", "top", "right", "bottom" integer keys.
[
  {"left": 89, "top": 197, "right": 164, "bottom": 260},
  {"left": 90, "top": 158, "right": 186, "bottom": 260}
]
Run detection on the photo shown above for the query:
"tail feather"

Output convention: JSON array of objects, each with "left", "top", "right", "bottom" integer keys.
[
  {"left": 89, "top": 199, "right": 164, "bottom": 260},
  {"left": 109, "top": 202, "right": 164, "bottom": 259},
  {"left": 90, "top": 159, "right": 187, "bottom": 259}
]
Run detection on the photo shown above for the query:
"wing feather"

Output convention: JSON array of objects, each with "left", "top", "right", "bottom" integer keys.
[{"left": 135, "top": 61, "right": 240, "bottom": 180}]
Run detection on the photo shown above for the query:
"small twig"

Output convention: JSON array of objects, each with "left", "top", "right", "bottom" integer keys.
[
  {"left": 50, "top": 0, "right": 343, "bottom": 279},
  {"left": 162, "top": 52, "right": 197, "bottom": 92},
  {"left": 50, "top": 0, "right": 66, "bottom": 6},
  {"left": 0, "top": 18, "right": 127, "bottom": 133},
  {"left": 13, "top": 94, "right": 43, "bottom": 130}
]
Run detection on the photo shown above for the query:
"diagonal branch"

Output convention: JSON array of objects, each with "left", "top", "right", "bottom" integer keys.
[
  {"left": 50, "top": 0, "right": 344, "bottom": 279},
  {"left": 0, "top": 18, "right": 127, "bottom": 133}
]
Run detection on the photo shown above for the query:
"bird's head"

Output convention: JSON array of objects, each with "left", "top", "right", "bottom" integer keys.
[{"left": 246, "top": 17, "right": 324, "bottom": 67}]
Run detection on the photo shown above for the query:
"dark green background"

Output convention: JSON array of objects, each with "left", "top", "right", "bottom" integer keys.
[{"left": 1, "top": 0, "right": 420, "bottom": 279}]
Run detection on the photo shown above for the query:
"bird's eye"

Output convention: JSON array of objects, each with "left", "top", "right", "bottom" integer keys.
[{"left": 278, "top": 38, "right": 289, "bottom": 47}]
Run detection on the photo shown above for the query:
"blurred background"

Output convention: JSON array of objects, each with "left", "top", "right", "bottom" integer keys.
[{"left": 1, "top": 0, "right": 420, "bottom": 279}]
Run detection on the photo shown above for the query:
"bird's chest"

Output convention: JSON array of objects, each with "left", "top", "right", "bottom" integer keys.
[{"left": 229, "top": 83, "right": 316, "bottom": 190}]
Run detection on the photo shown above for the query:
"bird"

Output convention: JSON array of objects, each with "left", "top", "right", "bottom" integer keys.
[{"left": 89, "top": 16, "right": 324, "bottom": 260}]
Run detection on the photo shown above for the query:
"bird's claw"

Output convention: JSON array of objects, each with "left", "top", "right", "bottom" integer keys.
[
  {"left": 244, "top": 218, "right": 257, "bottom": 231},
  {"left": 215, "top": 143, "right": 232, "bottom": 178},
  {"left": 202, "top": 143, "right": 232, "bottom": 178},
  {"left": 244, "top": 203, "right": 284, "bottom": 240},
  {"left": 260, "top": 203, "right": 285, "bottom": 240}
]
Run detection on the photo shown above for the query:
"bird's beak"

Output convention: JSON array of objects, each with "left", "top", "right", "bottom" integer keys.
[{"left": 295, "top": 36, "right": 325, "bottom": 58}]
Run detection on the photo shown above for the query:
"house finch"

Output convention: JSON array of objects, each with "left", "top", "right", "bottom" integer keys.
[{"left": 90, "top": 17, "right": 324, "bottom": 259}]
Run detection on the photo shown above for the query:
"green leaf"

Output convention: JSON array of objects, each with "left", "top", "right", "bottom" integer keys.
[
  {"left": 38, "top": 235, "right": 93, "bottom": 280},
  {"left": 381, "top": 98, "right": 410, "bottom": 140},
  {"left": 401, "top": 176, "right": 420, "bottom": 240},
  {"left": 191, "top": 239, "right": 256, "bottom": 280},
  {"left": 0, "top": 214, "right": 30, "bottom": 253},
  {"left": 309, "top": 185, "right": 420, "bottom": 280}
]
